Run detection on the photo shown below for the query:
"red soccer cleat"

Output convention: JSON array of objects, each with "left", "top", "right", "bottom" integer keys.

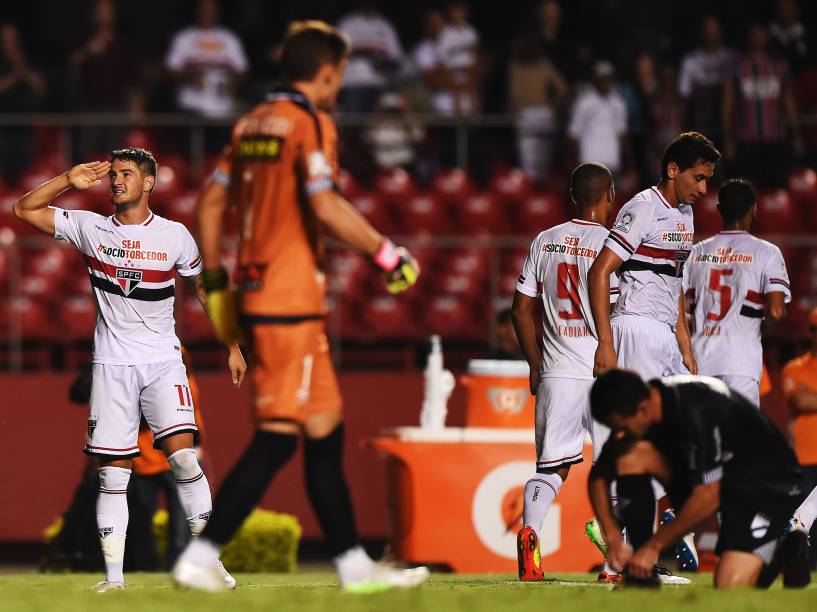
[
  {"left": 517, "top": 526, "right": 544, "bottom": 581},
  {"left": 597, "top": 571, "right": 623, "bottom": 583}
]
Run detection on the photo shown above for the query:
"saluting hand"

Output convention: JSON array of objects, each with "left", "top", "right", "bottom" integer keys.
[{"left": 67, "top": 161, "right": 110, "bottom": 190}]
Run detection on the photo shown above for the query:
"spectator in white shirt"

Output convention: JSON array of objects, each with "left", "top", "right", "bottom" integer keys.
[
  {"left": 770, "top": 0, "right": 808, "bottom": 75},
  {"left": 678, "top": 15, "right": 736, "bottom": 144},
  {"left": 568, "top": 61, "right": 629, "bottom": 176},
  {"left": 165, "top": 0, "right": 247, "bottom": 119},
  {"left": 337, "top": 1, "right": 404, "bottom": 113},
  {"left": 364, "top": 92, "right": 424, "bottom": 172},
  {"left": 436, "top": 1, "right": 480, "bottom": 115},
  {"left": 412, "top": 9, "right": 455, "bottom": 114}
]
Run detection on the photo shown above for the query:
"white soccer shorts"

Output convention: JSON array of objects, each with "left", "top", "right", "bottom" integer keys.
[
  {"left": 85, "top": 360, "right": 198, "bottom": 458},
  {"left": 611, "top": 314, "right": 689, "bottom": 380},
  {"left": 715, "top": 374, "right": 760, "bottom": 408},
  {"left": 535, "top": 376, "right": 610, "bottom": 470}
]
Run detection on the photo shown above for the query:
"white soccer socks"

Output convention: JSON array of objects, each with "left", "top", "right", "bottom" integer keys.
[
  {"left": 167, "top": 448, "right": 212, "bottom": 536},
  {"left": 795, "top": 485, "right": 817, "bottom": 532},
  {"left": 97, "top": 466, "right": 131, "bottom": 584},
  {"left": 335, "top": 545, "right": 375, "bottom": 586},
  {"left": 522, "top": 472, "right": 563, "bottom": 540}
]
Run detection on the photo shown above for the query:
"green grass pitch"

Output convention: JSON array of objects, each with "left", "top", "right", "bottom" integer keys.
[{"left": 1, "top": 571, "right": 815, "bottom": 612}]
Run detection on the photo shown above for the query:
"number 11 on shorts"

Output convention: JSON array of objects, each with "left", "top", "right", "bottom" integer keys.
[{"left": 175, "top": 384, "right": 193, "bottom": 406}]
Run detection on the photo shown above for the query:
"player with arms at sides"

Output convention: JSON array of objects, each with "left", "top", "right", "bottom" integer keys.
[
  {"left": 684, "top": 178, "right": 790, "bottom": 407},
  {"left": 586, "top": 132, "right": 721, "bottom": 579},
  {"left": 511, "top": 162, "right": 618, "bottom": 581},
  {"left": 12, "top": 148, "right": 246, "bottom": 592},
  {"left": 172, "top": 21, "right": 424, "bottom": 593},
  {"left": 588, "top": 369, "right": 810, "bottom": 589}
]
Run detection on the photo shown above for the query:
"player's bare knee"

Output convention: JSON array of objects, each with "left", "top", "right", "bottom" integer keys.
[
  {"left": 161, "top": 432, "right": 195, "bottom": 456},
  {"left": 259, "top": 420, "right": 302, "bottom": 436},
  {"left": 100, "top": 458, "right": 133, "bottom": 470},
  {"left": 303, "top": 411, "right": 343, "bottom": 439}
]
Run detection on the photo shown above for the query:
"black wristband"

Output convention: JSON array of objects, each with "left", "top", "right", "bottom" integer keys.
[{"left": 201, "top": 267, "right": 229, "bottom": 293}]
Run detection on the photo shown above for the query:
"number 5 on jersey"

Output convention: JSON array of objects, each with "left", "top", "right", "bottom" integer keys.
[{"left": 557, "top": 263, "right": 582, "bottom": 320}]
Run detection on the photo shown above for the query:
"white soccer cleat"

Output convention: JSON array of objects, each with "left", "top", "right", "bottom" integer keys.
[
  {"left": 653, "top": 563, "right": 692, "bottom": 585},
  {"left": 89, "top": 580, "right": 125, "bottom": 592},
  {"left": 172, "top": 557, "right": 229, "bottom": 592},
  {"left": 343, "top": 563, "right": 430, "bottom": 593},
  {"left": 216, "top": 558, "right": 237, "bottom": 589}
]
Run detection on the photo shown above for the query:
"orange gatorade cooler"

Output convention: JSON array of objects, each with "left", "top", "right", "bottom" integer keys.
[{"left": 461, "top": 360, "right": 534, "bottom": 428}]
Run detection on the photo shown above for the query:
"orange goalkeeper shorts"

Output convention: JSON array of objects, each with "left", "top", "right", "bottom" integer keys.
[{"left": 248, "top": 319, "right": 342, "bottom": 424}]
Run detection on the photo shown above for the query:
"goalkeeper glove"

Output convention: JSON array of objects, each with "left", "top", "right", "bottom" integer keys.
[
  {"left": 201, "top": 267, "right": 244, "bottom": 344},
  {"left": 373, "top": 238, "right": 420, "bottom": 294}
]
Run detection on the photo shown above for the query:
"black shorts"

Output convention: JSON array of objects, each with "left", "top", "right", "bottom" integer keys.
[{"left": 716, "top": 482, "right": 803, "bottom": 563}]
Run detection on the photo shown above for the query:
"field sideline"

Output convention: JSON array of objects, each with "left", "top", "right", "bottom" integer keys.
[{"left": 2, "top": 571, "right": 816, "bottom": 612}]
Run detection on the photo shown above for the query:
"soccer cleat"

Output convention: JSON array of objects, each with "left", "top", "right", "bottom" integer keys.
[
  {"left": 216, "top": 559, "right": 237, "bottom": 589},
  {"left": 653, "top": 563, "right": 692, "bottom": 585},
  {"left": 343, "top": 563, "right": 430, "bottom": 593},
  {"left": 596, "top": 571, "right": 623, "bottom": 583},
  {"left": 517, "top": 526, "right": 544, "bottom": 581},
  {"left": 781, "top": 528, "right": 811, "bottom": 588},
  {"left": 585, "top": 517, "right": 608, "bottom": 556},
  {"left": 172, "top": 557, "right": 230, "bottom": 592},
  {"left": 89, "top": 580, "right": 125, "bottom": 593},
  {"left": 660, "top": 510, "right": 699, "bottom": 571}
]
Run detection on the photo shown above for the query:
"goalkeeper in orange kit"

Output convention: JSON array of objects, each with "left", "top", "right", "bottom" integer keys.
[{"left": 172, "top": 21, "right": 424, "bottom": 592}]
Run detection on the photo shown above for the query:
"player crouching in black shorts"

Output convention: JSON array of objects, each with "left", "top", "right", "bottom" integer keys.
[{"left": 587, "top": 369, "right": 809, "bottom": 588}]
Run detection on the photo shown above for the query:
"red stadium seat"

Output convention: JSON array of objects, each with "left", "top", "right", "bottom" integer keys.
[
  {"left": 123, "top": 128, "right": 157, "bottom": 153},
  {"left": 18, "top": 166, "right": 61, "bottom": 193},
  {"left": 326, "top": 251, "right": 372, "bottom": 295},
  {"left": 52, "top": 192, "right": 88, "bottom": 213},
  {"left": 490, "top": 168, "right": 534, "bottom": 205},
  {"left": 0, "top": 192, "right": 23, "bottom": 231},
  {"left": 326, "top": 294, "right": 365, "bottom": 340},
  {"left": 360, "top": 295, "right": 418, "bottom": 339},
  {"left": 373, "top": 168, "right": 418, "bottom": 204},
  {"left": 178, "top": 297, "right": 215, "bottom": 342},
  {"left": 398, "top": 193, "right": 450, "bottom": 235},
  {"left": 4, "top": 296, "right": 53, "bottom": 340},
  {"left": 788, "top": 168, "right": 817, "bottom": 229},
  {"left": 693, "top": 191, "right": 721, "bottom": 238},
  {"left": 755, "top": 189, "right": 794, "bottom": 235},
  {"left": 431, "top": 168, "right": 475, "bottom": 204},
  {"left": 60, "top": 295, "right": 97, "bottom": 340},
  {"left": 432, "top": 270, "right": 487, "bottom": 300},
  {"left": 164, "top": 191, "right": 197, "bottom": 229},
  {"left": 27, "top": 247, "right": 72, "bottom": 291},
  {"left": 154, "top": 156, "right": 190, "bottom": 197},
  {"left": 518, "top": 192, "right": 566, "bottom": 235},
  {"left": 457, "top": 191, "right": 505, "bottom": 235},
  {"left": 424, "top": 295, "right": 484, "bottom": 340},
  {"left": 350, "top": 191, "right": 396, "bottom": 234},
  {"left": 337, "top": 168, "right": 361, "bottom": 200}
]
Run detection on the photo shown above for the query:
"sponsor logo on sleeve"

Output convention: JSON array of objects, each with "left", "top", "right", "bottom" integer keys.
[{"left": 613, "top": 212, "right": 635, "bottom": 233}]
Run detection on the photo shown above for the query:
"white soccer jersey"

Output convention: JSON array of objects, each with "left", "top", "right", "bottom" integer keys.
[
  {"left": 53, "top": 207, "right": 203, "bottom": 365},
  {"left": 517, "top": 219, "right": 618, "bottom": 379},
  {"left": 684, "top": 231, "right": 791, "bottom": 382},
  {"left": 605, "top": 187, "right": 694, "bottom": 326}
]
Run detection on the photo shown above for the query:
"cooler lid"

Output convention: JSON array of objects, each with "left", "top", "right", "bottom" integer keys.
[{"left": 467, "top": 359, "right": 529, "bottom": 377}]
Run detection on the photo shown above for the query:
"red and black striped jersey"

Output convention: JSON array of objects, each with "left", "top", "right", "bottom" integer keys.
[{"left": 53, "top": 207, "right": 203, "bottom": 365}]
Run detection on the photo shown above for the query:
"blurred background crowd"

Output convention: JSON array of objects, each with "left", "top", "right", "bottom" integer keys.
[{"left": 1, "top": 0, "right": 817, "bottom": 374}]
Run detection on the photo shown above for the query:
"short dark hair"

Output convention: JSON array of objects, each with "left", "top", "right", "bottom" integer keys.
[
  {"left": 661, "top": 132, "right": 721, "bottom": 180},
  {"left": 590, "top": 369, "right": 650, "bottom": 424},
  {"left": 717, "top": 178, "right": 756, "bottom": 224},
  {"left": 571, "top": 162, "right": 612, "bottom": 207},
  {"left": 280, "top": 21, "right": 350, "bottom": 83},
  {"left": 110, "top": 147, "right": 157, "bottom": 177}
]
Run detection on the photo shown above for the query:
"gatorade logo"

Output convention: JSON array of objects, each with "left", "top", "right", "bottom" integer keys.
[
  {"left": 488, "top": 388, "right": 528, "bottom": 415},
  {"left": 472, "top": 462, "right": 560, "bottom": 559}
]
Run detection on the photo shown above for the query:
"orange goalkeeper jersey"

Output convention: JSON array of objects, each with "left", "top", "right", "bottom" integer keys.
[{"left": 218, "top": 88, "right": 339, "bottom": 318}]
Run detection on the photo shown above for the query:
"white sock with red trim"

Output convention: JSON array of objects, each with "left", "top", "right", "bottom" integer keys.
[
  {"left": 522, "top": 472, "right": 563, "bottom": 540},
  {"left": 167, "top": 448, "right": 212, "bottom": 535},
  {"left": 97, "top": 466, "right": 131, "bottom": 583}
]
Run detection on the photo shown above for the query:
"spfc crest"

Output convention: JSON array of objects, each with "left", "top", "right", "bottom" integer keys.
[
  {"left": 116, "top": 268, "right": 142, "bottom": 295},
  {"left": 488, "top": 387, "right": 528, "bottom": 415}
]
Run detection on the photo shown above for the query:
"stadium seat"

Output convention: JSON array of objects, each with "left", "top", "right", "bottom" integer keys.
[
  {"left": 457, "top": 191, "right": 505, "bottom": 235},
  {"left": 350, "top": 191, "right": 396, "bottom": 234},
  {"left": 0, "top": 192, "right": 23, "bottom": 231},
  {"left": 51, "top": 191, "right": 88, "bottom": 212},
  {"left": 788, "top": 168, "right": 817, "bottom": 229},
  {"left": 326, "top": 294, "right": 365, "bottom": 340},
  {"left": 178, "top": 296, "right": 215, "bottom": 342},
  {"left": 397, "top": 193, "right": 450, "bottom": 235},
  {"left": 3, "top": 295, "right": 53, "bottom": 340},
  {"left": 18, "top": 166, "right": 60, "bottom": 193},
  {"left": 755, "top": 189, "right": 794, "bottom": 235},
  {"left": 693, "top": 191, "right": 721, "bottom": 237},
  {"left": 326, "top": 250, "right": 372, "bottom": 295},
  {"left": 122, "top": 128, "right": 157, "bottom": 153},
  {"left": 337, "top": 168, "right": 361, "bottom": 200},
  {"left": 27, "top": 247, "right": 72, "bottom": 290},
  {"left": 153, "top": 156, "right": 190, "bottom": 197},
  {"left": 360, "top": 295, "right": 418, "bottom": 339},
  {"left": 432, "top": 270, "right": 487, "bottom": 300},
  {"left": 431, "top": 168, "right": 475, "bottom": 204},
  {"left": 490, "top": 168, "right": 533, "bottom": 205},
  {"left": 424, "top": 295, "right": 485, "bottom": 340},
  {"left": 60, "top": 294, "right": 97, "bottom": 340},
  {"left": 164, "top": 191, "right": 197, "bottom": 229},
  {"left": 518, "top": 192, "right": 566, "bottom": 235},
  {"left": 373, "top": 168, "right": 418, "bottom": 204}
]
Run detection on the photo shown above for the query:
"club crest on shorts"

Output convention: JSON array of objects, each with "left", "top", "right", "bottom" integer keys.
[
  {"left": 116, "top": 268, "right": 142, "bottom": 295},
  {"left": 88, "top": 417, "right": 97, "bottom": 437},
  {"left": 488, "top": 387, "right": 528, "bottom": 415}
]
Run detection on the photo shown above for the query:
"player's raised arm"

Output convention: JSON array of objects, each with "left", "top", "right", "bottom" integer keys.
[
  {"left": 588, "top": 247, "right": 622, "bottom": 376},
  {"left": 13, "top": 161, "right": 110, "bottom": 235},
  {"left": 675, "top": 291, "right": 697, "bottom": 374}
]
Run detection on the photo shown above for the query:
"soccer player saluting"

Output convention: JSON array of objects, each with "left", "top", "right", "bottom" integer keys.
[
  {"left": 512, "top": 162, "right": 617, "bottom": 580},
  {"left": 172, "top": 21, "right": 424, "bottom": 592},
  {"left": 588, "top": 369, "right": 809, "bottom": 589},
  {"left": 12, "top": 148, "right": 246, "bottom": 591},
  {"left": 684, "top": 178, "right": 790, "bottom": 407}
]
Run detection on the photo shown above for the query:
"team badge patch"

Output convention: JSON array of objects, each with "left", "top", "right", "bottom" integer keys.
[
  {"left": 750, "top": 513, "right": 770, "bottom": 539},
  {"left": 613, "top": 212, "right": 636, "bottom": 233},
  {"left": 98, "top": 527, "right": 113, "bottom": 539},
  {"left": 116, "top": 269, "right": 143, "bottom": 295},
  {"left": 88, "top": 417, "right": 97, "bottom": 438}
]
